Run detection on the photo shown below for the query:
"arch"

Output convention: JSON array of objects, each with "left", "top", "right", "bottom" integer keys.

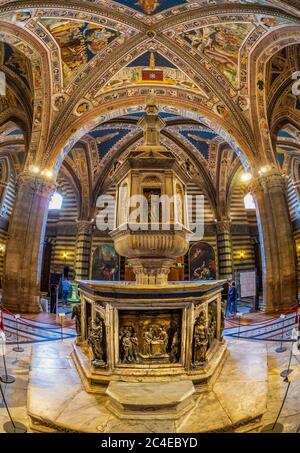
[
  {"left": 46, "top": 29, "right": 255, "bottom": 162},
  {"left": 88, "top": 122, "right": 219, "bottom": 220},
  {"left": 0, "top": 22, "right": 53, "bottom": 165},
  {"left": 248, "top": 25, "right": 300, "bottom": 168},
  {"left": 47, "top": 92, "right": 256, "bottom": 177}
]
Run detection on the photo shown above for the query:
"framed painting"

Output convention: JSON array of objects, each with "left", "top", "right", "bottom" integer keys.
[
  {"left": 189, "top": 242, "right": 216, "bottom": 281},
  {"left": 91, "top": 243, "right": 119, "bottom": 281}
]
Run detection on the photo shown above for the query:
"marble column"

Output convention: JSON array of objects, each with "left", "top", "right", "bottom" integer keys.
[
  {"left": 74, "top": 220, "right": 93, "bottom": 280},
  {"left": 0, "top": 180, "right": 9, "bottom": 215},
  {"left": 2, "top": 174, "right": 55, "bottom": 313},
  {"left": 250, "top": 171, "right": 297, "bottom": 312},
  {"left": 293, "top": 180, "right": 300, "bottom": 202},
  {"left": 216, "top": 220, "right": 232, "bottom": 279}
]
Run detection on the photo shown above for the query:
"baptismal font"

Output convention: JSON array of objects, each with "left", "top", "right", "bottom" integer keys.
[{"left": 73, "top": 94, "right": 227, "bottom": 411}]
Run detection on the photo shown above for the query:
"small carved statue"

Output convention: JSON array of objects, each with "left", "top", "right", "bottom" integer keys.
[
  {"left": 208, "top": 303, "right": 217, "bottom": 348},
  {"left": 220, "top": 305, "right": 225, "bottom": 339},
  {"left": 193, "top": 311, "right": 208, "bottom": 366},
  {"left": 142, "top": 327, "right": 152, "bottom": 356},
  {"left": 170, "top": 330, "right": 179, "bottom": 363},
  {"left": 157, "top": 326, "right": 168, "bottom": 355},
  {"left": 88, "top": 313, "right": 106, "bottom": 367},
  {"left": 120, "top": 326, "right": 139, "bottom": 363},
  {"left": 71, "top": 304, "right": 81, "bottom": 337},
  {"left": 122, "top": 332, "right": 133, "bottom": 362},
  {"left": 131, "top": 333, "right": 139, "bottom": 362}
]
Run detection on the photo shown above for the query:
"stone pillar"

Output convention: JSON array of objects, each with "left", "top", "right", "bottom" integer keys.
[
  {"left": 74, "top": 220, "right": 93, "bottom": 280},
  {"left": 216, "top": 220, "right": 232, "bottom": 279},
  {"left": 250, "top": 171, "right": 297, "bottom": 312},
  {"left": 293, "top": 180, "right": 300, "bottom": 203},
  {"left": 0, "top": 181, "right": 9, "bottom": 215},
  {"left": 2, "top": 174, "right": 55, "bottom": 313}
]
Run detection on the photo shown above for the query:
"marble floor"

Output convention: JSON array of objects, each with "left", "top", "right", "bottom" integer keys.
[{"left": 0, "top": 336, "right": 300, "bottom": 433}]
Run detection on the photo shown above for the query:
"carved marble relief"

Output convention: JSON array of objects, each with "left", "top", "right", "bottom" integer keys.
[
  {"left": 208, "top": 301, "right": 217, "bottom": 348},
  {"left": 88, "top": 312, "right": 106, "bottom": 368},
  {"left": 71, "top": 304, "right": 81, "bottom": 337},
  {"left": 192, "top": 310, "right": 208, "bottom": 367}
]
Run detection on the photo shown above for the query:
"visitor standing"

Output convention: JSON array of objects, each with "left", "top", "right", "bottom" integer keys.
[
  {"left": 225, "top": 281, "right": 237, "bottom": 317},
  {"left": 61, "top": 277, "right": 72, "bottom": 309}
]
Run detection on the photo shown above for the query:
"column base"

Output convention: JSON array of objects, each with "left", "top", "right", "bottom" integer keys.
[{"left": 2, "top": 294, "right": 41, "bottom": 314}]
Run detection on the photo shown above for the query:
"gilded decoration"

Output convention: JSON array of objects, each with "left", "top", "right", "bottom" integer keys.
[{"left": 118, "top": 310, "right": 181, "bottom": 364}]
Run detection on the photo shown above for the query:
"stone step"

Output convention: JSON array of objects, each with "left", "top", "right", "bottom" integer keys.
[{"left": 106, "top": 381, "right": 195, "bottom": 420}]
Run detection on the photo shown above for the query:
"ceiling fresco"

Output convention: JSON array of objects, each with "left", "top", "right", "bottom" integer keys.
[
  {"left": 177, "top": 129, "right": 218, "bottom": 160},
  {"left": 88, "top": 126, "right": 138, "bottom": 159},
  {"left": 0, "top": 43, "right": 32, "bottom": 89},
  {"left": 180, "top": 23, "right": 254, "bottom": 88},
  {"left": 0, "top": 0, "right": 299, "bottom": 183},
  {"left": 98, "top": 50, "right": 208, "bottom": 96},
  {"left": 40, "top": 19, "right": 121, "bottom": 85},
  {"left": 0, "top": 86, "right": 18, "bottom": 115},
  {"left": 105, "top": 0, "right": 273, "bottom": 16}
]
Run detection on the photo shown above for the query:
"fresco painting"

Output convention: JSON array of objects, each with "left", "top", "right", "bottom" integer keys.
[
  {"left": 0, "top": 43, "right": 32, "bottom": 88},
  {"left": 41, "top": 19, "right": 120, "bottom": 84},
  {"left": 181, "top": 23, "right": 254, "bottom": 88},
  {"left": 112, "top": 0, "right": 272, "bottom": 15}
]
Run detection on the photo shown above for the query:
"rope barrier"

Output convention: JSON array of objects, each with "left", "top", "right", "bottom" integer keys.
[
  {"left": 0, "top": 305, "right": 76, "bottom": 345},
  {"left": 2, "top": 306, "right": 70, "bottom": 330},
  {"left": 224, "top": 305, "right": 299, "bottom": 328}
]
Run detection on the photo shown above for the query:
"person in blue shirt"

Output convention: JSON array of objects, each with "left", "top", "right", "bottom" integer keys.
[
  {"left": 61, "top": 277, "right": 72, "bottom": 308},
  {"left": 225, "top": 281, "right": 237, "bottom": 317}
]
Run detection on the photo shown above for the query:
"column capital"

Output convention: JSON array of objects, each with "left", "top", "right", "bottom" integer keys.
[
  {"left": 76, "top": 219, "right": 93, "bottom": 235},
  {"left": 17, "top": 173, "right": 56, "bottom": 198},
  {"left": 0, "top": 181, "right": 9, "bottom": 189},
  {"left": 249, "top": 171, "right": 287, "bottom": 195},
  {"left": 216, "top": 219, "right": 231, "bottom": 234},
  {"left": 293, "top": 180, "right": 300, "bottom": 189}
]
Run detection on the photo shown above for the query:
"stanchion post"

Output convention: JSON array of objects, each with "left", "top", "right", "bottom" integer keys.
[
  {"left": 13, "top": 314, "right": 24, "bottom": 353},
  {"left": 0, "top": 381, "right": 27, "bottom": 433},
  {"left": 0, "top": 328, "right": 15, "bottom": 384},
  {"left": 261, "top": 373, "right": 292, "bottom": 433},
  {"left": 275, "top": 314, "right": 287, "bottom": 353},
  {"left": 281, "top": 340, "right": 295, "bottom": 379},
  {"left": 236, "top": 312, "right": 243, "bottom": 339},
  {"left": 58, "top": 313, "right": 65, "bottom": 341}
]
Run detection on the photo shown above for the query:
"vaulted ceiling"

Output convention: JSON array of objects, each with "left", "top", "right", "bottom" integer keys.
[{"left": 0, "top": 0, "right": 300, "bottom": 219}]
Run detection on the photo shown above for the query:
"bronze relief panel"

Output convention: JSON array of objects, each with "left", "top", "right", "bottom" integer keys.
[{"left": 118, "top": 309, "right": 182, "bottom": 365}]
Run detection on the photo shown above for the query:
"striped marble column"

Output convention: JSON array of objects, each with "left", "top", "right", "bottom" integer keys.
[
  {"left": 74, "top": 220, "right": 93, "bottom": 280},
  {"left": 0, "top": 180, "right": 9, "bottom": 215},
  {"left": 216, "top": 220, "right": 232, "bottom": 279}
]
